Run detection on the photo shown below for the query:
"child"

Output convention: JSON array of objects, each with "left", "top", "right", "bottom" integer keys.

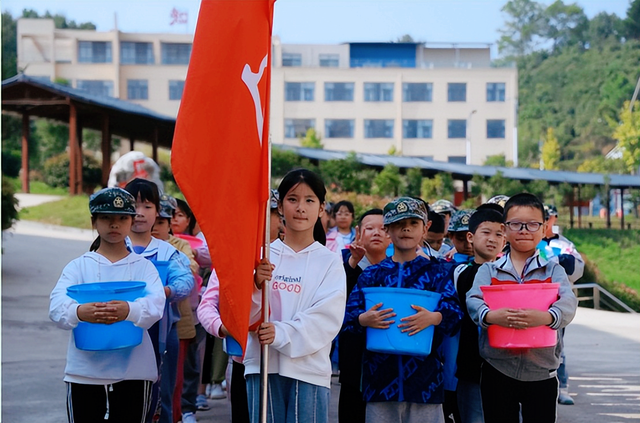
[
  {"left": 338, "top": 208, "right": 391, "bottom": 423},
  {"left": 343, "top": 197, "right": 462, "bottom": 423},
  {"left": 151, "top": 195, "right": 201, "bottom": 423},
  {"left": 326, "top": 200, "right": 356, "bottom": 253},
  {"left": 49, "top": 187, "right": 165, "bottom": 422},
  {"left": 424, "top": 212, "right": 449, "bottom": 258},
  {"left": 250, "top": 169, "right": 347, "bottom": 423},
  {"left": 466, "top": 193, "right": 578, "bottom": 423},
  {"left": 448, "top": 209, "right": 476, "bottom": 264},
  {"left": 455, "top": 207, "right": 505, "bottom": 423},
  {"left": 124, "top": 179, "right": 194, "bottom": 423}
]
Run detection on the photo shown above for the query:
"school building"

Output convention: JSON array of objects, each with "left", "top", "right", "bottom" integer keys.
[{"left": 16, "top": 18, "right": 518, "bottom": 166}]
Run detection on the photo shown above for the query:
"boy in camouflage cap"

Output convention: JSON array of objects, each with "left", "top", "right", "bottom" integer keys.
[{"left": 448, "top": 209, "right": 476, "bottom": 264}]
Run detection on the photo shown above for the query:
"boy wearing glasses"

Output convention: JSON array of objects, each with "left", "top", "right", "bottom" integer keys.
[{"left": 466, "top": 193, "right": 578, "bottom": 423}]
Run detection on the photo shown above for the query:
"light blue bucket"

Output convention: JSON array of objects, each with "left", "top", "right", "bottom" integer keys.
[
  {"left": 224, "top": 336, "right": 243, "bottom": 357},
  {"left": 151, "top": 260, "right": 171, "bottom": 286},
  {"left": 363, "top": 287, "right": 441, "bottom": 356},
  {"left": 67, "top": 281, "right": 146, "bottom": 351}
]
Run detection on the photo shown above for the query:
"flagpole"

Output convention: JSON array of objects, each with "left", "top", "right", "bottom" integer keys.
[{"left": 260, "top": 135, "right": 272, "bottom": 423}]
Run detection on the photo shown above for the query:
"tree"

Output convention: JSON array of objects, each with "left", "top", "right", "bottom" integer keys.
[
  {"left": 498, "top": 0, "right": 546, "bottom": 57},
  {"left": 420, "top": 173, "right": 455, "bottom": 202},
  {"left": 541, "top": 127, "right": 561, "bottom": 170},
  {"left": 372, "top": 164, "right": 403, "bottom": 197},
  {"left": 585, "top": 12, "right": 624, "bottom": 48},
  {"left": 612, "top": 101, "right": 640, "bottom": 173},
  {"left": 319, "top": 152, "right": 375, "bottom": 194},
  {"left": 299, "top": 128, "right": 323, "bottom": 149},
  {"left": 625, "top": 0, "right": 640, "bottom": 40},
  {"left": 405, "top": 167, "right": 423, "bottom": 198},
  {"left": 395, "top": 34, "right": 415, "bottom": 43},
  {"left": 543, "top": 0, "right": 588, "bottom": 52},
  {"left": 2, "top": 12, "right": 17, "bottom": 79}
]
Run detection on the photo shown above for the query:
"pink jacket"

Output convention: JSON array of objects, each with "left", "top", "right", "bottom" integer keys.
[{"left": 196, "top": 270, "right": 222, "bottom": 339}]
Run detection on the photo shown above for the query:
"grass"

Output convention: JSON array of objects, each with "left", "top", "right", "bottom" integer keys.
[
  {"left": 8, "top": 177, "right": 69, "bottom": 195},
  {"left": 19, "top": 195, "right": 92, "bottom": 229}
]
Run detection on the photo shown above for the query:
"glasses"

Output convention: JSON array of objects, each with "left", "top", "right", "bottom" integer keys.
[{"left": 505, "top": 221, "right": 543, "bottom": 232}]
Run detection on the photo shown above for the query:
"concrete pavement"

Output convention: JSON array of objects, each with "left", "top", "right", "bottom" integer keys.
[{"left": 2, "top": 219, "right": 639, "bottom": 422}]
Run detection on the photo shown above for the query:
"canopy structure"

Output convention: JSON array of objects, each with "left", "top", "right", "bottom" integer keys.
[
  {"left": 2, "top": 73, "right": 175, "bottom": 194},
  {"left": 275, "top": 145, "right": 640, "bottom": 229}
]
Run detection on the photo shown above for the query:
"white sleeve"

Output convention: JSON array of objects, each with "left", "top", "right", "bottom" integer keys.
[
  {"left": 126, "top": 260, "right": 166, "bottom": 329},
  {"left": 49, "top": 260, "right": 83, "bottom": 330},
  {"left": 271, "top": 257, "right": 346, "bottom": 359}
]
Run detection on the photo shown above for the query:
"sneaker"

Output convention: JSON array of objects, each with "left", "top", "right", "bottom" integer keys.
[
  {"left": 208, "top": 383, "right": 226, "bottom": 399},
  {"left": 205, "top": 383, "right": 212, "bottom": 397},
  {"left": 558, "top": 391, "right": 575, "bottom": 405},
  {"left": 182, "top": 412, "right": 197, "bottom": 423},
  {"left": 196, "top": 394, "right": 210, "bottom": 411},
  {"left": 221, "top": 379, "right": 227, "bottom": 391}
]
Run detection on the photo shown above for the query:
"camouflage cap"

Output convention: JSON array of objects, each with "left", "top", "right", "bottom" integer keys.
[
  {"left": 448, "top": 209, "right": 476, "bottom": 232},
  {"left": 270, "top": 189, "right": 280, "bottom": 210},
  {"left": 431, "top": 199, "right": 457, "bottom": 215},
  {"left": 89, "top": 187, "right": 136, "bottom": 216},
  {"left": 544, "top": 204, "right": 558, "bottom": 219},
  {"left": 158, "top": 194, "right": 178, "bottom": 219},
  {"left": 487, "top": 195, "right": 510, "bottom": 208},
  {"left": 383, "top": 197, "right": 429, "bottom": 225}
]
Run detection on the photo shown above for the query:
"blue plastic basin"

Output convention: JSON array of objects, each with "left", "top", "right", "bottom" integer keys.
[
  {"left": 67, "top": 281, "right": 146, "bottom": 351},
  {"left": 224, "top": 336, "right": 243, "bottom": 357},
  {"left": 363, "top": 287, "right": 441, "bottom": 356}
]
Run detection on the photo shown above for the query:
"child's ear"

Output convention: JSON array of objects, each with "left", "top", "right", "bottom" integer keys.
[
  {"left": 318, "top": 201, "right": 325, "bottom": 218},
  {"left": 466, "top": 231, "right": 474, "bottom": 245}
]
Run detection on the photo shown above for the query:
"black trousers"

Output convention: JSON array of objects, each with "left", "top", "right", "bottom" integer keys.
[
  {"left": 480, "top": 362, "right": 558, "bottom": 423},
  {"left": 338, "top": 381, "right": 366, "bottom": 423},
  {"left": 231, "top": 360, "right": 250, "bottom": 423},
  {"left": 66, "top": 380, "right": 152, "bottom": 423}
]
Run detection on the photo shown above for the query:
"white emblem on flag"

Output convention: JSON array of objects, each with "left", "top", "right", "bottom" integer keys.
[{"left": 242, "top": 54, "right": 269, "bottom": 145}]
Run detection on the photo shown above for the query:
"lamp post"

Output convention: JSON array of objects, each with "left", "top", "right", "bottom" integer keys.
[{"left": 466, "top": 110, "right": 477, "bottom": 165}]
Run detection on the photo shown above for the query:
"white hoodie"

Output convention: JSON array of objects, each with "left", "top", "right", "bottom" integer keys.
[
  {"left": 244, "top": 239, "right": 346, "bottom": 389},
  {"left": 49, "top": 252, "right": 165, "bottom": 384}
]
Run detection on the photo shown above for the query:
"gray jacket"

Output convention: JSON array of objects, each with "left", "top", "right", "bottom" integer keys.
[{"left": 466, "top": 251, "right": 578, "bottom": 381}]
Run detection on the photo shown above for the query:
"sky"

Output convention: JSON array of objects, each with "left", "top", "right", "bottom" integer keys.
[{"left": 2, "top": 0, "right": 633, "bottom": 55}]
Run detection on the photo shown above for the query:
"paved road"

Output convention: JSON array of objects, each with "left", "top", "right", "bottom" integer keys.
[{"left": 2, "top": 223, "right": 639, "bottom": 422}]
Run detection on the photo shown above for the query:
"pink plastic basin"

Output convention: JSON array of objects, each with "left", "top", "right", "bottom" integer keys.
[
  {"left": 174, "top": 234, "right": 204, "bottom": 250},
  {"left": 481, "top": 283, "right": 560, "bottom": 349}
]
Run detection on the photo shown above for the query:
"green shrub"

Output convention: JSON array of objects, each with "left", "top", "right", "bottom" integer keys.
[
  {"left": 43, "top": 152, "right": 102, "bottom": 189},
  {"left": 1, "top": 150, "right": 22, "bottom": 178},
  {"left": 2, "top": 175, "right": 19, "bottom": 230}
]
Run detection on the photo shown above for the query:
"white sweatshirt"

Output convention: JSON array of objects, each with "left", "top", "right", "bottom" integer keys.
[
  {"left": 244, "top": 239, "right": 346, "bottom": 389},
  {"left": 49, "top": 252, "right": 165, "bottom": 385}
]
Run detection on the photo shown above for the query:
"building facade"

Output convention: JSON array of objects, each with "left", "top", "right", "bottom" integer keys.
[{"left": 17, "top": 18, "right": 517, "bottom": 165}]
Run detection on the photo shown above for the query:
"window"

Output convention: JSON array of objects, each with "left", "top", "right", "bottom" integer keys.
[
  {"left": 78, "top": 41, "right": 112, "bottom": 63},
  {"left": 76, "top": 80, "right": 114, "bottom": 97},
  {"left": 169, "top": 80, "right": 185, "bottom": 100},
  {"left": 120, "top": 42, "right": 154, "bottom": 65},
  {"left": 161, "top": 43, "right": 191, "bottom": 65},
  {"left": 448, "top": 156, "right": 466, "bottom": 164},
  {"left": 487, "top": 120, "right": 506, "bottom": 138},
  {"left": 319, "top": 54, "right": 339, "bottom": 67},
  {"left": 127, "top": 80, "right": 148, "bottom": 100},
  {"left": 325, "top": 119, "right": 354, "bottom": 138},
  {"left": 487, "top": 83, "right": 506, "bottom": 102},
  {"left": 325, "top": 83, "right": 354, "bottom": 101},
  {"left": 364, "top": 83, "right": 394, "bottom": 102},
  {"left": 282, "top": 53, "right": 301, "bottom": 67},
  {"left": 285, "top": 119, "right": 315, "bottom": 138},
  {"left": 364, "top": 120, "right": 394, "bottom": 138},
  {"left": 402, "top": 83, "right": 432, "bottom": 102},
  {"left": 285, "top": 82, "right": 315, "bottom": 101},
  {"left": 403, "top": 120, "right": 433, "bottom": 138},
  {"left": 448, "top": 120, "right": 467, "bottom": 138},
  {"left": 448, "top": 83, "right": 467, "bottom": 102}
]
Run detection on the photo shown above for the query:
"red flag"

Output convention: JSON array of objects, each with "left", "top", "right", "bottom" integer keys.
[{"left": 172, "top": 0, "right": 275, "bottom": 352}]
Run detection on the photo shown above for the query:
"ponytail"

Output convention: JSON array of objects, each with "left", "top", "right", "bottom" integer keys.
[
  {"left": 314, "top": 218, "right": 326, "bottom": 246},
  {"left": 90, "top": 235, "right": 101, "bottom": 252}
]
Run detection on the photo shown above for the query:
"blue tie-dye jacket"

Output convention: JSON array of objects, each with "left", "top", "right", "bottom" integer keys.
[{"left": 342, "top": 256, "right": 462, "bottom": 404}]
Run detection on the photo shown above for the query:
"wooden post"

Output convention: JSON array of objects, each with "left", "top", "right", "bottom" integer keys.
[
  {"left": 605, "top": 187, "right": 611, "bottom": 229},
  {"left": 152, "top": 126, "right": 159, "bottom": 163},
  {"left": 577, "top": 185, "right": 582, "bottom": 229},
  {"left": 21, "top": 113, "right": 30, "bottom": 193},
  {"left": 69, "top": 102, "right": 78, "bottom": 195},
  {"left": 130, "top": 136, "right": 135, "bottom": 151},
  {"left": 569, "top": 186, "right": 575, "bottom": 229},
  {"left": 101, "top": 114, "right": 111, "bottom": 187},
  {"left": 76, "top": 118, "right": 83, "bottom": 194},
  {"left": 463, "top": 179, "right": 469, "bottom": 200},
  {"left": 620, "top": 188, "right": 625, "bottom": 230}
]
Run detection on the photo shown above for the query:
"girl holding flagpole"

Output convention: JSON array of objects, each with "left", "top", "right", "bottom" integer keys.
[{"left": 247, "top": 169, "right": 347, "bottom": 423}]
